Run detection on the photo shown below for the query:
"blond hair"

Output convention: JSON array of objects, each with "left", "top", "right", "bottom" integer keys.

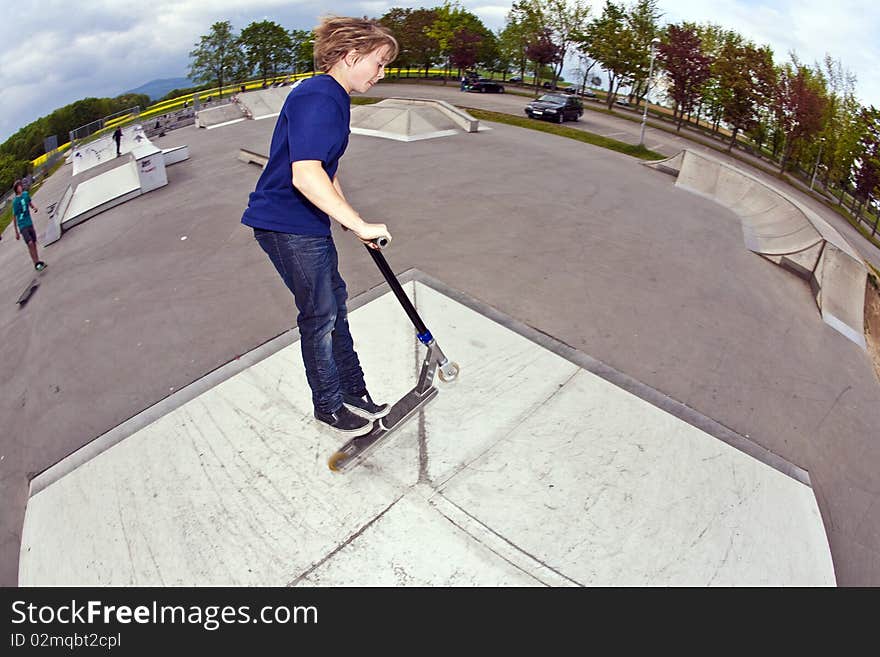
[{"left": 313, "top": 16, "right": 398, "bottom": 72}]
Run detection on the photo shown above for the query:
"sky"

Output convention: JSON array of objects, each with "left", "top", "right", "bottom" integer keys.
[{"left": 1, "top": 0, "right": 878, "bottom": 144}]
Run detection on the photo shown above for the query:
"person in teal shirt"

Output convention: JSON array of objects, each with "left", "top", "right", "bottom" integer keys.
[{"left": 12, "top": 179, "right": 46, "bottom": 271}]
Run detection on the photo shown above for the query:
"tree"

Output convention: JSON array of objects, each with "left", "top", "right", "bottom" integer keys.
[
  {"left": 239, "top": 20, "right": 294, "bottom": 83},
  {"left": 427, "top": 2, "right": 475, "bottom": 81},
  {"left": 189, "top": 21, "right": 246, "bottom": 93},
  {"left": 716, "top": 42, "right": 775, "bottom": 150},
  {"left": 526, "top": 28, "right": 562, "bottom": 95},
  {"left": 289, "top": 29, "right": 314, "bottom": 74},
  {"left": 774, "top": 62, "right": 828, "bottom": 173},
  {"left": 543, "top": 0, "right": 591, "bottom": 90},
  {"left": 852, "top": 107, "right": 880, "bottom": 223},
  {"left": 0, "top": 152, "right": 29, "bottom": 192},
  {"left": 501, "top": 1, "right": 544, "bottom": 82},
  {"left": 570, "top": 52, "right": 599, "bottom": 94},
  {"left": 450, "top": 28, "right": 482, "bottom": 72},
  {"left": 657, "top": 24, "right": 712, "bottom": 131},
  {"left": 694, "top": 24, "right": 740, "bottom": 133},
  {"left": 625, "top": 0, "right": 663, "bottom": 104},
  {"left": 579, "top": 1, "right": 641, "bottom": 109}
]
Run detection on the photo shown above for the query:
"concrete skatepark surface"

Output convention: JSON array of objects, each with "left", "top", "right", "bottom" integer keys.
[
  {"left": 20, "top": 279, "right": 833, "bottom": 585},
  {"left": 2, "top": 83, "right": 879, "bottom": 585}
]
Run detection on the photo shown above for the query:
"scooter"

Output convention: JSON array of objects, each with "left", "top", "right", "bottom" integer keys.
[{"left": 328, "top": 238, "right": 459, "bottom": 472}]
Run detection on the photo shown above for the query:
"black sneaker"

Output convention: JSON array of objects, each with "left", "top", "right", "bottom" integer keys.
[
  {"left": 35, "top": 261, "right": 46, "bottom": 271},
  {"left": 315, "top": 405, "right": 372, "bottom": 436},
  {"left": 343, "top": 391, "right": 390, "bottom": 420}
]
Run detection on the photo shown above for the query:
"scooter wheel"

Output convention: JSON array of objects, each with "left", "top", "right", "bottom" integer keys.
[
  {"left": 328, "top": 452, "right": 347, "bottom": 472},
  {"left": 438, "top": 361, "right": 460, "bottom": 383}
]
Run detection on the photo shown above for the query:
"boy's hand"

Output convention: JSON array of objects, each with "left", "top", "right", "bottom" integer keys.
[{"left": 353, "top": 222, "right": 391, "bottom": 250}]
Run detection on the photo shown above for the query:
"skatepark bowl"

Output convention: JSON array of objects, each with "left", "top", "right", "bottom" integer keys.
[{"left": 10, "top": 90, "right": 880, "bottom": 586}]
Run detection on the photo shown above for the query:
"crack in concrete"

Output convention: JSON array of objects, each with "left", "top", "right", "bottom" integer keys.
[{"left": 285, "top": 495, "right": 404, "bottom": 587}]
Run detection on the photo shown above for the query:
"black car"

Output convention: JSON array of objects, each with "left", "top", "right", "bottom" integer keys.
[
  {"left": 467, "top": 78, "right": 505, "bottom": 93},
  {"left": 525, "top": 94, "right": 584, "bottom": 123}
]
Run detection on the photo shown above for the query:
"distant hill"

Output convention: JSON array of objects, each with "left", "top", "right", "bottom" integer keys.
[{"left": 124, "top": 77, "right": 194, "bottom": 101}]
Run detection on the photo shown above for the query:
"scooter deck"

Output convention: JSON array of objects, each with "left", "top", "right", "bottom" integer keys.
[
  {"left": 328, "top": 385, "right": 438, "bottom": 473},
  {"left": 17, "top": 279, "right": 39, "bottom": 305}
]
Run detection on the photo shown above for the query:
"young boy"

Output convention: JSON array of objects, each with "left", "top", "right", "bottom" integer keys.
[
  {"left": 241, "top": 16, "right": 397, "bottom": 437},
  {"left": 12, "top": 180, "right": 46, "bottom": 271}
]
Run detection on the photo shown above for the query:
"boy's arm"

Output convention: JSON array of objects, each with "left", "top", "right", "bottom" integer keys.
[
  {"left": 332, "top": 175, "right": 348, "bottom": 230},
  {"left": 291, "top": 161, "right": 389, "bottom": 244}
]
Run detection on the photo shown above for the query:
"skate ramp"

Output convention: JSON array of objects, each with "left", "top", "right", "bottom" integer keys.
[
  {"left": 350, "top": 98, "right": 480, "bottom": 141},
  {"left": 196, "top": 102, "right": 248, "bottom": 129},
  {"left": 61, "top": 160, "right": 142, "bottom": 230},
  {"left": 237, "top": 86, "right": 291, "bottom": 120},
  {"left": 20, "top": 274, "right": 834, "bottom": 586},
  {"left": 57, "top": 143, "right": 188, "bottom": 234},
  {"left": 645, "top": 150, "right": 867, "bottom": 349},
  {"left": 71, "top": 124, "right": 149, "bottom": 177}
]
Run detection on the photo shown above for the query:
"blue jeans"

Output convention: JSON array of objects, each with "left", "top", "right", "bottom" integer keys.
[{"left": 254, "top": 229, "right": 366, "bottom": 414}]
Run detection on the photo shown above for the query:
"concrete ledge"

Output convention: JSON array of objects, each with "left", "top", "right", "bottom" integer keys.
[
  {"left": 162, "top": 146, "right": 190, "bottom": 166},
  {"left": 238, "top": 148, "right": 268, "bottom": 169}
]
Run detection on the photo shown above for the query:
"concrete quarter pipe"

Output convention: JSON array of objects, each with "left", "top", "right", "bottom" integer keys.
[{"left": 645, "top": 149, "right": 867, "bottom": 349}]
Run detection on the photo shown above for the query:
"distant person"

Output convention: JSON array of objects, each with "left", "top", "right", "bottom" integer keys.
[
  {"left": 241, "top": 16, "right": 397, "bottom": 437},
  {"left": 113, "top": 127, "right": 123, "bottom": 156},
  {"left": 12, "top": 179, "right": 46, "bottom": 271},
  {"left": 460, "top": 75, "right": 467, "bottom": 91}
]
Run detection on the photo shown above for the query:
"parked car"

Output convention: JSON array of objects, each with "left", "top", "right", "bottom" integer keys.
[
  {"left": 615, "top": 97, "right": 632, "bottom": 107},
  {"left": 524, "top": 94, "right": 584, "bottom": 123},
  {"left": 508, "top": 76, "right": 523, "bottom": 84},
  {"left": 581, "top": 88, "right": 598, "bottom": 100},
  {"left": 467, "top": 78, "right": 505, "bottom": 93}
]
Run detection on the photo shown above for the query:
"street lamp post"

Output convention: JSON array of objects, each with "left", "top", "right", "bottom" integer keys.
[
  {"left": 810, "top": 137, "right": 826, "bottom": 191},
  {"left": 639, "top": 37, "right": 661, "bottom": 147}
]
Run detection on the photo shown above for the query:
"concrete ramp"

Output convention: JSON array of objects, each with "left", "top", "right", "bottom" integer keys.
[
  {"left": 237, "top": 86, "right": 291, "bottom": 120},
  {"left": 71, "top": 124, "right": 149, "bottom": 177},
  {"left": 61, "top": 160, "right": 142, "bottom": 230},
  {"left": 351, "top": 98, "right": 480, "bottom": 141},
  {"left": 55, "top": 141, "right": 189, "bottom": 235},
  {"left": 645, "top": 150, "right": 867, "bottom": 349},
  {"left": 196, "top": 103, "right": 247, "bottom": 129},
  {"left": 19, "top": 274, "right": 834, "bottom": 586}
]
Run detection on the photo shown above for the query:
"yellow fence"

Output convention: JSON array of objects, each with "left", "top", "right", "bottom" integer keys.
[{"left": 31, "top": 69, "right": 453, "bottom": 167}]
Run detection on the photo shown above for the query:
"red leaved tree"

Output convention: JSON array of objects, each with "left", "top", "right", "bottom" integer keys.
[
  {"left": 450, "top": 29, "right": 482, "bottom": 74},
  {"left": 774, "top": 64, "right": 827, "bottom": 173},
  {"left": 657, "top": 24, "right": 713, "bottom": 131},
  {"left": 526, "top": 28, "right": 563, "bottom": 97}
]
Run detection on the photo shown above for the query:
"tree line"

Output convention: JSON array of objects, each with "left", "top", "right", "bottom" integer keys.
[
  {"left": 3, "top": 0, "right": 878, "bottom": 221},
  {"left": 185, "top": 1, "right": 878, "bottom": 217}
]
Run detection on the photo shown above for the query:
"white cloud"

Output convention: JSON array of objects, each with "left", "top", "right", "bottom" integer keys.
[{"left": 659, "top": 0, "right": 880, "bottom": 108}]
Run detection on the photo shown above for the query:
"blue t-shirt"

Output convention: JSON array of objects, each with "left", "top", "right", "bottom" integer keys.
[
  {"left": 13, "top": 191, "right": 33, "bottom": 229},
  {"left": 241, "top": 75, "right": 351, "bottom": 235}
]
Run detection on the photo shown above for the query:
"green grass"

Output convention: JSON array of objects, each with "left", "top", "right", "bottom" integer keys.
[
  {"left": 0, "top": 203, "right": 11, "bottom": 236},
  {"left": 465, "top": 108, "right": 664, "bottom": 160}
]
